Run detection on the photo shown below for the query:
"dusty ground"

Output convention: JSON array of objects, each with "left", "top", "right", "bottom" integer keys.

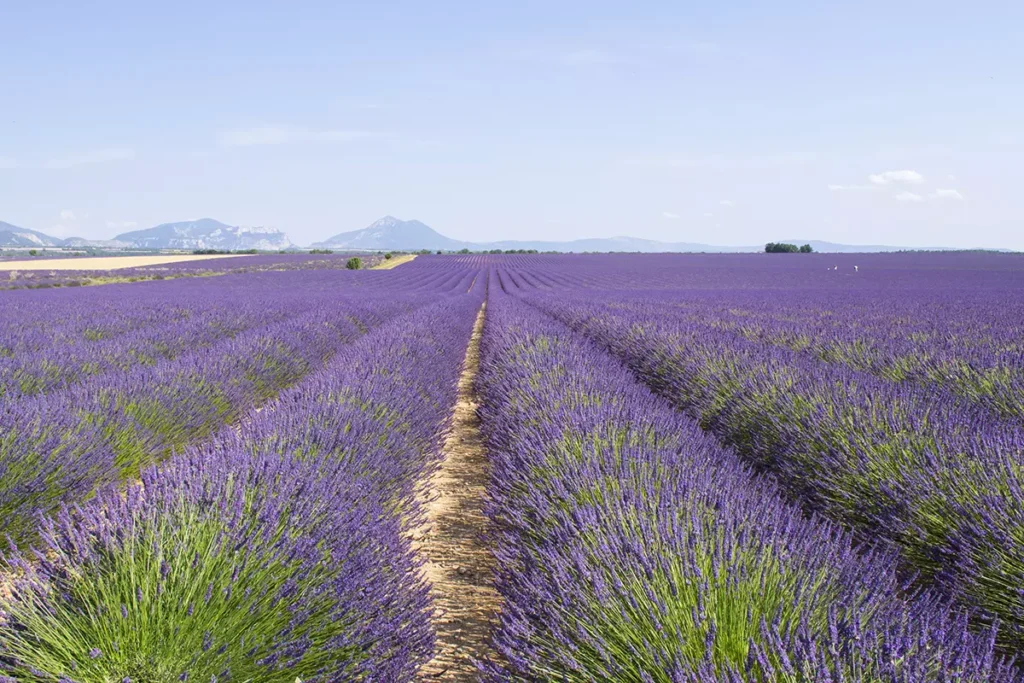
[
  {"left": 372, "top": 253, "right": 417, "bottom": 270},
  {"left": 414, "top": 304, "right": 501, "bottom": 681},
  {"left": 0, "top": 254, "right": 246, "bottom": 271}
]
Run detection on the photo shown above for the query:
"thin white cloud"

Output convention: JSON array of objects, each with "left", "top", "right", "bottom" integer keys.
[
  {"left": 44, "top": 147, "right": 135, "bottom": 169},
  {"left": 895, "top": 191, "right": 925, "bottom": 202},
  {"left": 509, "top": 47, "right": 640, "bottom": 67},
  {"left": 719, "top": 199, "right": 734, "bottom": 206},
  {"left": 828, "top": 184, "right": 877, "bottom": 191},
  {"left": 947, "top": 174, "right": 957, "bottom": 181},
  {"left": 106, "top": 220, "right": 139, "bottom": 229},
  {"left": 929, "top": 188, "right": 964, "bottom": 200},
  {"left": 869, "top": 170, "right": 924, "bottom": 185},
  {"left": 561, "top": 49, "right": 637, "bottom": 65},
  {"left": 655, "top": 40, "right": 723, "bottom": 58},
  {"left": 703, "top": 212, "right": 714, "bottom": 217},
  {"left": 48, "top": 224, "right": 75, "bottom": 238},
  {"left": 218, "top": 126, "right": 373, "bottom": 147},
  {"left": 646, "top": 151, "right": 817, "bottom": 170},
  {"left": 0, "top": 156, "right": 16, "bottom": 169},
  {"left": 661, "top": 211, "right": 681, "bottom": 219},
  {"left": 60, "top": 209, "right": 77, "bottom": 221}
]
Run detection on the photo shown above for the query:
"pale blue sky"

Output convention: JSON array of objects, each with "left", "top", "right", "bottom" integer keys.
[{"left": 1, "top": 1, "right": 1022, "bottom": 248}]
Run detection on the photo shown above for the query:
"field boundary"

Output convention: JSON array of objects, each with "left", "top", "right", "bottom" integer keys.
[
  {"left": 0, "top": 254, "right": 246, "bottom": 272},
  {"left": 373, "top": 254, "right": 417, "bottom": 270}
]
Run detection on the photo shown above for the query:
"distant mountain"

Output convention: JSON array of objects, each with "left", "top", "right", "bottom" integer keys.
[
  {"left": 310, "top": 216, "right": 733, "bottom": 253},
  {"left": 311, "top": 216, "right": 469, "bottom": 251},
  {"left": 311, "top": 218, "right": 1006, "bottom": 253},
  {"left": 778, "top": 239, "right": 964, "bottom": 254},
  {"left": 115, "top": 219, "right": 293, "bottom": 251},
  {"left": 308, "top": 217, "right": 757, "bottom": 252},
  {"left": 63, "top": 236, "right": 133, "bottom": 249},
  {"left": 477, "top": 236, "right": 754, "bottom": 253},
  {"left": 0, "top": 222, "right": 66, "bottom": 248},
  {"left": 0, "top": 216, "right": 1009, "bottom": 254}
]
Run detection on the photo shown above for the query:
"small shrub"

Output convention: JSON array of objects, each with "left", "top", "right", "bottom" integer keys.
[
  {"left": 345, "top": 257, "right": 362, "bottom": 270},
  {"left": 384, "top": 253, "right": 393, "bottom": 260}
]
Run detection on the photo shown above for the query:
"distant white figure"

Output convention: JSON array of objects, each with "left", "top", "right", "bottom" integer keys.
[{"left": 854, "top": 265, "right": 859, "bottom": 272}]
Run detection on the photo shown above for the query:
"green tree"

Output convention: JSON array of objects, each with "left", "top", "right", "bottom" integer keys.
[
  {"left": 345, "top": 257, "right": 362, "bottom": 270},
  {"left": 765, "top": 242, "right": 799, "bottom": 253}
]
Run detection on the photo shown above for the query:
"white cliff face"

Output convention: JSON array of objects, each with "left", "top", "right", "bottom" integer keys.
[
  {"left": 113, "top": 219, "right": 295, "bottom": 250},
  {"left": 0, "top": 223, "right": 67, "bottom": 247}
]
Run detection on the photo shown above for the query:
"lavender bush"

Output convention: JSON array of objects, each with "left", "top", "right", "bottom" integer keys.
[
  {"left": 0, "top": 276, "right": 486, "bottom": 680},
  {"left": 476, "top": 280, "right": 1014, "bottom": 680}
]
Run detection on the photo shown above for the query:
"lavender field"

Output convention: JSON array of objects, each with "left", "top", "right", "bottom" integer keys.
[{"left": 1, "top": 252, "right": 1023, "bottom": 682}]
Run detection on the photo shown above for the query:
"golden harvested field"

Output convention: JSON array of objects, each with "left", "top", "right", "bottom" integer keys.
[
  {"left": 0, "top": 254, "right": 245, "bottom": 271},
  {"left": 372, "top": 254, "right": 417, "bottom": 269}
]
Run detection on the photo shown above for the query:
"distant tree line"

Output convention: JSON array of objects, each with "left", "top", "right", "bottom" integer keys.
[
  {"left": 192, "top": 248, "right": 259, "bottom": 255},
  {"left": 765, "top": 242, "right": 814, "bottom": 253}
]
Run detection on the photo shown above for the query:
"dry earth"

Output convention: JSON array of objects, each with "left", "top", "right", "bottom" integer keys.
[
  {"left": 372, "top": 253, "right": 418, "bottom": 270},
  {"left": 414, "top": 303, "right": 502, "bottom": 681},
  {"left": 0, "top": 254, "right": 246, "bottom": 271}
]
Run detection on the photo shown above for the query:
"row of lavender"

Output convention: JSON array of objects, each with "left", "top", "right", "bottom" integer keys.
[
  {"left": 0, "top": 268, "right": 362, "bottom": 359},
  {"left": 495, "top": 262, "right": 1024, "bottom": 652},
  {"left": 0, "top": 298, "right": 301, "bottom": 400},
  {"left": 0, "top": 268, "right": 476, "bottom": 547},
  {"left": 0, "top": 276, "right": 484, "bottom": 680},
  {"left": 594, "top": 288, "right": 1024, "bottom": 420},
  {"left": 0, "top": 252, "right": 386, "bottom": 290},
  {"left": 477, "top": 278, "right": 1014, "bottom": 680},
  {"left": 0, "top": 265, "right": 475, "bottom": 400},
  {"left": 0, "top": 261, "right": 459, "bottom": 355}
]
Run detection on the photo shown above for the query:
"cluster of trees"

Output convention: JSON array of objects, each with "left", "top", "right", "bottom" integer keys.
[
  {"left": 473, "top": 248, "right": 540, "bottom": 254},
  {"left": 192, "top": 249, "right": 259, "bottom": 255},
  {"left": 309, "top": 248, "right": 334, "bottom": 254},
  {"left": 765, "top": 242, "right": 814, "bottom": 253}
]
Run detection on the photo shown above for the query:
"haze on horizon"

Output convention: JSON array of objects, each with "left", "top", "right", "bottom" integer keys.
[{"left": 1, "top": 1, "right": 1021, "bottom": 250}]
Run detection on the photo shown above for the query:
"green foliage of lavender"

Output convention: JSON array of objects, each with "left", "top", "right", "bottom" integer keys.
[
  {"left": 0, "top": 269, "right": 487, "bottom": 681},
  {"left": 0, "top": 269, "right": 463, "bottom": 548},
  {"left": 476, "top": 279, "right": 1014, "bottom": 681}
]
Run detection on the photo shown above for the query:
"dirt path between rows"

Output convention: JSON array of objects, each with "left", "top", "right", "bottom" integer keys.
[{"left": 414, "top": 303, "right": 500, "bottom": 680}]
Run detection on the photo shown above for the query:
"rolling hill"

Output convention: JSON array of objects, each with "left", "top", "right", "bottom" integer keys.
[
  {"left": 114, "top": 219, "right": 293, "bottom": 251},
  {"left": 0, "top": 216, "right": 1006, "bottom": 253},
  {"left": 0, "top": 222, "right": 66, "bottom": 248}
]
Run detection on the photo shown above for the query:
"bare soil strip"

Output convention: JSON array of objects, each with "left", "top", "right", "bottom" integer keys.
[
  {"left": 0, "top": 254, "right": 246, "bottom": 272},
  {"left": 414, "top": 303, "right": 500, "bottom": 680},
  {"left": 372, "top": 253, "right": 417, "bottom": 270}
]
